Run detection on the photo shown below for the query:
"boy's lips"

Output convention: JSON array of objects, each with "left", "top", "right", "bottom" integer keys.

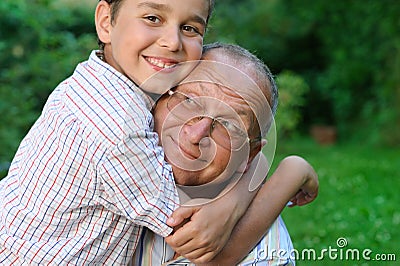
[{"left": 144, "top": 56, "right": 179, "bottom": 70}]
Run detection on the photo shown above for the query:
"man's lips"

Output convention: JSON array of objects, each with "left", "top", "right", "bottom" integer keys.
[
  {"left": 144, "top": 56, "right": 178, "bottom": 70},
  {"left": 170, "top": 136, "right": 201, "bottom": 160},
  {"left": 179, "top": 145, "right": 199, "bottom": 160}
]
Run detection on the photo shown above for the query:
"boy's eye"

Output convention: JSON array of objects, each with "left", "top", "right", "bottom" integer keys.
[
  {"left": 182, "top": 25, "right": 202, "bottom": 36},
  {"left": 145, "top": 15, "right": 161, "bottom": 23}
]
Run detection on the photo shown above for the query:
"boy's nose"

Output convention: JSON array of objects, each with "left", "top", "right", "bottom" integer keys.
[{"left": 159, "top": 26, "right": 183, "bottom": 52}]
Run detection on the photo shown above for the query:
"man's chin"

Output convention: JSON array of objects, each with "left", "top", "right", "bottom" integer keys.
[
  {"left": 171, "top": 166, "right": 191, "bottom": 185},
  {"left": 174, "top": 176, "right": 197, "bottom": 186}
]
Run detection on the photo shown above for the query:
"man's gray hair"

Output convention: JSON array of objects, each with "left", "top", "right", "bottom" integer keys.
[
  {"left": 202, "top": 42, "right": 278, "bottom": 139},
  {"left": 202, "top": 42, "right": 278, "bottom": 115}
]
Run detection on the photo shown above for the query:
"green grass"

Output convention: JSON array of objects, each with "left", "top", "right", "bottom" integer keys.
[{"left": 272, "top": 136, "right": 400, "bottom": 265}]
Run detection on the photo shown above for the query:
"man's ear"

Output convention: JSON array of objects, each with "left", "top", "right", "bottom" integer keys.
[
  {"left": 242, "top": 139, "right": 267, "bottom": 173},
  {"left": 95, "top": 1, "right": 112, "bottom": 45},
  {"left": 237, "top": 159, "right": 248, "bottom": 173},
  {"left": 260, "top": 139, "right": 267, "bottom": 148},
  {"left": 248, "top": 139, "right": 267, "bottom": 164}
]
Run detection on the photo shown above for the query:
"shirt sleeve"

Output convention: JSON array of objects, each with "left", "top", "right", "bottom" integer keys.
[
  {"left": 88, "top": 88, "right": 179, "bottom": 237},
  {"left": 98, "top": 127, "right": 179, "bottom": 237}
]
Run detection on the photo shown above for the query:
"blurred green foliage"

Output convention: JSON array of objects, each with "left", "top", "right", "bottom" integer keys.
[
  {"left": 0, "top": 1, "right": 97, "bottom": 174},
  {"left": 275, "top": 71, "right": 310, "bottom": 138},
  {"left": 207, "top": 0, "right": 400, "bottom": 143},
  {"left": 1, "top": 0, "right": 399, "bottom": 175}
]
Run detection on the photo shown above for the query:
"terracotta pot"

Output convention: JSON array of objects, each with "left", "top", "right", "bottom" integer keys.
[{"left": 310, "top": 125, "right": 337, "bottom": 145}]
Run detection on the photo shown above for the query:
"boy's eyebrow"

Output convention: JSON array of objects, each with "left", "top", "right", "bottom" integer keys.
[
  {"left": 137, "top": 1, "right": 207, "bottom": 27},
  {"left": 137, "top": 1, "right": 172, "bottom": 12},
  {"left": 189, "top": 14, "right": 207, "bottom": 28}
]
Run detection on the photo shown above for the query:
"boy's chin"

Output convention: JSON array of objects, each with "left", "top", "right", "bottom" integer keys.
[{"left": 140, "top": 61, "right": 199, "bottom": 94}]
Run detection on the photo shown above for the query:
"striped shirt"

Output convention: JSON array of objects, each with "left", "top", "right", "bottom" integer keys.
[
  {"left": 131, "top": 215, "right": 295, "bottom": 265},
  {"left": 0, "top": 50, "right": 180, "bottom": 265}
]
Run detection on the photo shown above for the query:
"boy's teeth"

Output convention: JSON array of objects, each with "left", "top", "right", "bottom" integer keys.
[{"left": 147, "top": 58, "right": 175, "bottom": 69}]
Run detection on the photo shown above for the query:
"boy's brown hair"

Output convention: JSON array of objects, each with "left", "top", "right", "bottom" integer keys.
[{"left": 98, "top": 0, "right": 215, "bottom": 50}]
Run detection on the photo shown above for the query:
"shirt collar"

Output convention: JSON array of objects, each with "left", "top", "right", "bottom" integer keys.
[{"left": 87, "top": 50, "right": 156, "bottom": 110}]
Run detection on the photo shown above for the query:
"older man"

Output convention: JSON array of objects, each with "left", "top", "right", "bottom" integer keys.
[{"left": 131, "top": 43, "right": 318, "bottom": 265}]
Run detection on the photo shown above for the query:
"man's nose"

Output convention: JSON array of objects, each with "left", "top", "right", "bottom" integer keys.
[
  {"left": 158, "top": 26, "right": 183, "bottom": 52},
  {"left": 185, "top": 117, "right": 213, "bottom": 144}
]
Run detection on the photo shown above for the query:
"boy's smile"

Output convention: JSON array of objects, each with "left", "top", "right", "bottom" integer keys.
[
  {"left": 96, "top": 0, "right": 209, "bottom": 88},
  {"left": 145, "top": 56, "right": 178, "bottom": 71}
]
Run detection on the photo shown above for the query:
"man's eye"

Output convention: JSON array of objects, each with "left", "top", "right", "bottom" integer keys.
[
  {"left": 220, "top": 119, "right": 235, "bottom": 130},
  {"left": 220, "top": 119, "right": 245, "bottom": 134},
  {"left": 183, "top": 98, "right": 199, "bottom": 109},
  {"left": 184, "top": 97, "right": 194, "bottom": 103},
  {"left": 182, "top": 96, "right": 204, "bottom": 112}
]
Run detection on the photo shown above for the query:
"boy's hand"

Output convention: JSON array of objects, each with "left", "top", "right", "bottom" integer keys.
[
  {"left": 165, "top": 201, "right": 240, "bottom": 264},
  {"left": 288, "top": 179, "right": 318, "bottom": 207},
  {"left": 284, "top": 155, "right": 319, "bottom": 207}
]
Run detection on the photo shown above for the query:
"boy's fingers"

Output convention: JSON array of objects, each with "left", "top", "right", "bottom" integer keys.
[
  {"left": 167, "top": 207, "right": 198, "bottom": 227},
  {"left": 185, "top": 250, "right": 218, "bottom": 264},
  {"left": 167, "top": 235, "right": 216, "bottom": 263},
  {"left": 166, "top": 227, "right": 194, "bottom": 250}
]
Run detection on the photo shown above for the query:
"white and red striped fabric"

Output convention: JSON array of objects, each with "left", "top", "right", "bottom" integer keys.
[{"left": 0, "top": 50, "right": 179, "bottom": 265}]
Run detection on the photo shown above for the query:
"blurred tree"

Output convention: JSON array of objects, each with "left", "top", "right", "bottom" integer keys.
[
  {"left": 0, "top": 1, "right": 96, "bottom": 175},
  {"left": 206, "top": 0, "right": 400, "bottom": 144},
  {"left": 275, "top": 71, "right": 310, "bottom": 138}
]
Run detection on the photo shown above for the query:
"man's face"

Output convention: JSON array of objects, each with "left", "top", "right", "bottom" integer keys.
[
  {"left": 153, "top": 82, "right": 255, "bottom": 186},
  {"left": 97, "top": 0, "right": 209, "bottom": 87}
]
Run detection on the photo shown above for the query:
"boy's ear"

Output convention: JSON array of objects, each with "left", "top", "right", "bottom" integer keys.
[{"left": 95, "top": 1, "right": 112, "bottom": 44}]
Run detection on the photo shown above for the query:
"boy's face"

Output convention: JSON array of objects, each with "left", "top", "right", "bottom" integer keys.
[{"left": 96, "top": 0, "right": 209, "bottom": 86}]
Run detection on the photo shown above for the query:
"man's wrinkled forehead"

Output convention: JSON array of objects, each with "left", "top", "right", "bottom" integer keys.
[
  {"left": 175, "top": 81, "right": 251, "bottom": 117},
  {"left": 182, "top": 60, "right": 263, "bottom": 101},
  {"left": 176, "top": 80, "right": 233, "bottom": 97}
]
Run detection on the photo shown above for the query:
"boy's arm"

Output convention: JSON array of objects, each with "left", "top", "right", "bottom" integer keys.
[
  {"left": 165, "top": 153, "right": 268, "bottom": 262},
  {"left": 168, "top": 155, "right": 318, "bottom": 264},
  {"left": 202, "top": 155, "right": 318, "bottom": 265}
]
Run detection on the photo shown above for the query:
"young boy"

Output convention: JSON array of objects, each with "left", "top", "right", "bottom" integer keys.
[{"left": 0, "top": 0, "right": 214, "bottom": 264}]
